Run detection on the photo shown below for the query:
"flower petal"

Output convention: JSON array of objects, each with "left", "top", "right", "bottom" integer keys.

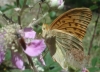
[
  {"left": 58, "top": 0, "right": 63, "bottom": 5},
  {"left": 0, "top": 51, "right": 5, "bottom": 64},
  {"left": 24, "top": 28, "right": 36, "bottom": 39},
  {"left": 11, "top": 52, "right": 25, "bottom": 70},
  {"left": 58, "top": 0, "right": 64, "bottom": 10},
  {"left": 49, "top": 0, "right": 58, "bottom": 7},
  {"left": 25, "top": 39, "right": 46, "bottom": 57},
  {"left": 0, "top": 33, "right": 5, "bottom": 64}
]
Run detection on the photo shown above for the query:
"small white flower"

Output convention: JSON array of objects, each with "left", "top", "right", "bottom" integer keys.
[
  {"left": 11, "top": 46, "right": 15, "bottom": 50},
  {"left": 49, "top": 0, "right": 59, "bottom": 7},
  {"left": 14, "top": 8, "right": 21, "bottom": 12},
  {"left": 37, "top": 67, "right": 44, "bottom": 71},
  {"left": 33, "top": 18, "right": 36, "bottom": 21},
  {"left": 49, "top": 0, "right": 64, "bottom": 9},
  {"left": 58, "top": 0, "right": 64, "bottom": 10},
  {"left": 14, "top": 49, "right": 18, "bottom": 52},
  {"left": 28, "top": 5, "right": 33, "bottom": 8}
]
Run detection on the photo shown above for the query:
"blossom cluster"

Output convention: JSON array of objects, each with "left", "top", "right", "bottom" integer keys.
[{"left": 0, "top": 24, "right": 46, "bottom": 70}]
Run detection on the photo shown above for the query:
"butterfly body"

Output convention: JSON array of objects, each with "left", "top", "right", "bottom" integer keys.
[{"left": 42, "top": 8, "right": 92, "bottom": 70}]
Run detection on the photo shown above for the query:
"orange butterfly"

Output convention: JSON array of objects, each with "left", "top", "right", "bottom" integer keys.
[{"left": 42, "top": 8, "right": 92, "bottom": 71}]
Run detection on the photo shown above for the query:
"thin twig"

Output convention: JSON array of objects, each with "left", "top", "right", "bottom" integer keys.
[
  {"left": 39, "top": 2, "right": 46, "bottom": 22},
  {"left": 36, "top": 2, "right": 41, "bottom": 19},
  {"left": 26, "top": 54, "right": 39, "bottom": 72},
  {"left": 16, "top": 0, "right": 19, "bottom": 7},
  {"left": 28, "top": 12, "right": 48, "bottom": 27},
  {"left": 18, "top": 16, "right": 21, "bottom": 25},
  {"left": 20, "top": 0, "right": 27, "bottom": 15},
  {"left": 16, "top": 0, "right": 21, "bottom": 25},
  {"left": 36, "top": 2, "right": 46, "bottom": 19},
  {"left": 88, "top": 13, "right": 99, "bottom": 55},
  {"left": 16, "top": 0, "right": 27, "bottom": 26},
  {"left": 2, "top": 14, "right": 15, "bottom": 24}
]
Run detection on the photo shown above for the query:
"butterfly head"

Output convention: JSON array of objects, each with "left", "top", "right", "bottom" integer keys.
[{"left": 42, "top": 24, "right": 50, "bottom": 38}]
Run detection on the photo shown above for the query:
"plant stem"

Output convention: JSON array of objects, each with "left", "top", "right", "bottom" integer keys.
[
  {"left": 28, "top": 12, "right": 48, "bottom": 27},
  {"left": 16, "top": 0, "right": 27, "bottom": 26},
  {"left": 26, "top": 54, "right": 39, "bottom": 72},
  {"left": 88, "top": 13, "right": 99, "bottom": 55}
]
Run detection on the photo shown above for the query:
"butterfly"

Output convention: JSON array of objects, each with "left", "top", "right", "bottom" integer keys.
[{"left": 42, "top": 8, "right": 92, "bottom": 71}]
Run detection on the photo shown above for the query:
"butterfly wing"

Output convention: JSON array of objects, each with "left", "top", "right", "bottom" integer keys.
[
  {"left": 49, "top": 8, "right": 92, "bottom": 40},
  {"left": 46, "top": 29, "right": 88, "bottom": 70}
]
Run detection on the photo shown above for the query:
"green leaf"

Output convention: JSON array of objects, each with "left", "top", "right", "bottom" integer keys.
[
  {"left": 47, "top": 64, "right": 62, "bottom": 72},
  {"left": 91, "top": 57, "right": 98, "bottom": 67},
  {"left": 88, "top": 67, "right": 100, "bottom": 72},
  {"left": 90, "top": 5, "right": 98, "bottom": 10},
  {"left": 93, "top": 45, "right": 99, "bottom": 50},
  {"left": 41, "top": 3, "right": 48, "bottom": 10},
  {"left": 44, "top": 52, "right": 62, "bottom": 72},
  {"left": 5, "top": 50, "right": 11, "bottom": 60},
  {"left": 34, "top": 25, "right": 42, "bottom": 33},
  {"left": 10, "top": 69, "right": 21, "bottom": 72},
  {"left": 19, "top": 0, "right": 25, "bottom": 8},
  {"left": 14, "top": 0, "right": 30, "bottom": 8},
  {"left": 23, "top": 69, "right": 33, "bottom": 72},
  {"left": 44, "top": 52, "right": 54, "bottom": 66},
  {"left": 0, "top": 4, "right": 15, "bottom": 12},
  {"left": 0, "top": 24, "right": 2, "bottom": 28}
]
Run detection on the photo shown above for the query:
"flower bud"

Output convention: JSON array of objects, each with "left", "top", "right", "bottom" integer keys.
[{"left": 49, "top": 0, "right": 64, "bottom": 9}]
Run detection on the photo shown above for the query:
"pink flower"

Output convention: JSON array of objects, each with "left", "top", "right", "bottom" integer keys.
[
  {"left": 0, "top": 27, "right": 46, "bottom": 70},
  {"left": 0, "top": 33, "right": 5, "bottom": 64},
  {"left": 12, "top": 27, "right": 46, "bottom": 70},
  {"left": 24, "top": 28, "right": 36, "bottom": 39},
  {"left": 22, "top": 28, "right": 46, "bottom": 57},
  {"left": 23, "top": 28, "right": 46, "bottom": 66},
  {"left": 25, "top": 39, "right": 46, "bottom": 57},
  {"left": 11, "top": 52, "right": 25, "bottom": 70},
  {"left": 0, "top": 51, "right": 5, "bottom": 64}
]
